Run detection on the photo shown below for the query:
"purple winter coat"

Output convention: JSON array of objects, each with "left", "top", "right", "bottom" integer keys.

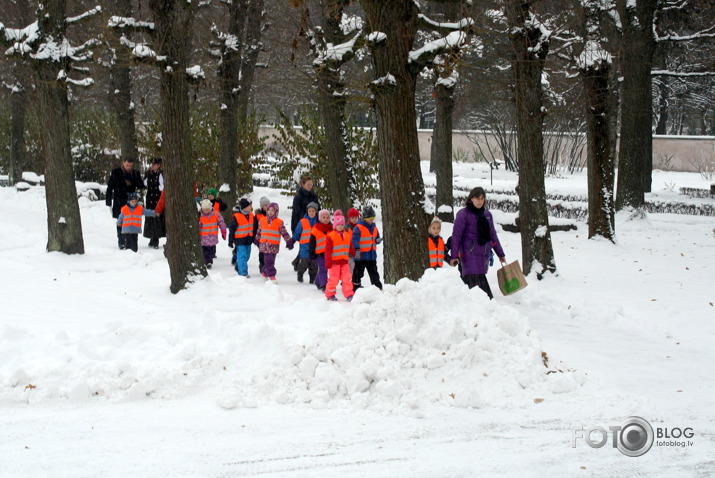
[
  {"left": 450, "top": 205, "right": 505, "bottom": 276},
  {"left": 199, "top": 210, "right": 227, "bottom": 247}
]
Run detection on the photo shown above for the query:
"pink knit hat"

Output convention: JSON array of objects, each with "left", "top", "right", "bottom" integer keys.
[{"left": 332, "top": 209, "right": 345, "bottom": 226}]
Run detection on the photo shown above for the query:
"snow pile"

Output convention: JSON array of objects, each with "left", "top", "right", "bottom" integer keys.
[
  {"left": 220, "top": 268, "right": 582, "bottom": 413},
  {"left": 0, "top": 266, "right": 580, "bottom": 413}
]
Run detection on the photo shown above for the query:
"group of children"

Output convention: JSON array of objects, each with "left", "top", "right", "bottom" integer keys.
[
  {"left": 223, "top": 197, "right": 384, "bottom": 301},
  {"left": 117, "top": 188, "right": 456, "bottom": 302}
]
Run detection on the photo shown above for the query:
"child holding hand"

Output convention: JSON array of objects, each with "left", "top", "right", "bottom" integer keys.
[{"left": 324, "top": 210, "right": 354, "bottom": 301}]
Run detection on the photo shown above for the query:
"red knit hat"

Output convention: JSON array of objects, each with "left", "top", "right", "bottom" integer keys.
[{"left": 348, "top": 208, "right": 360, "bottom": 218}]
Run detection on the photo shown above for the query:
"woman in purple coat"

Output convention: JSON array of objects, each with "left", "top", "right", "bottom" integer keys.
[{"left": 449, "top": 187, "right": 506, "bottom": 299}]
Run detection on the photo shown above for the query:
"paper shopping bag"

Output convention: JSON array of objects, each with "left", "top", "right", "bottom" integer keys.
[{"left": 497, "top": 260, "right": 528, "bottom": 296}]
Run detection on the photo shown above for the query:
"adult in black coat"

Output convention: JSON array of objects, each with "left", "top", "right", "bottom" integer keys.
[
  {"left": 291, "top": 175, "right": 320, "bottom": 233},
  {"left": 143, "top": 157, "right": 165, "bottom": 248},
  {"left": 290, "top": 175, "right": 320, "bottom": 270},
  {"left": 106, "top": 157, "right": 145, "bottom": 249}
]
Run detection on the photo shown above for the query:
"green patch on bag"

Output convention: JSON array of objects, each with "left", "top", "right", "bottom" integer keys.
[{"left": 504, "top": 277, "right": 520, "bottom": 294}]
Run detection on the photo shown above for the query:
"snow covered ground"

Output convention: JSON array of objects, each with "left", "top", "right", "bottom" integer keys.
[{"left": 1, "top": 163, "right": 714, "bottom": 477}]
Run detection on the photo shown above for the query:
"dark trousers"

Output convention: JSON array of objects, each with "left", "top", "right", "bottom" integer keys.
[
  {"left": 116, "top": 226, "right": 125, "bottom": 249},
  {"left": 464, "top": 273, "right": 493, "bottom": 299},
  {"left": 263, "top": 253, "right": 277, "bottom": 278},
  {"left": 123, "top": 233, "right": 139, "bottom": 252},
  {"left": 297, "top": 257, "right": 318, "bottom": 283},
  {"left": 202, "top": 245, "right": 216, "bottom": 265},
  {"left": 352, "top": 260, "right": 382, "bottom": 290}
]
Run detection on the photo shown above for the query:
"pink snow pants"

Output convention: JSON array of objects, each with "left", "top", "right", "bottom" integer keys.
[{"left": 326, "top": 263, "right": 354, "bottom": 299}]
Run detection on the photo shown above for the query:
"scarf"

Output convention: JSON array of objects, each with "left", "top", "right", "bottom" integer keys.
[{"left": 468, "top": 202, "right": 491, "bottom": 246}]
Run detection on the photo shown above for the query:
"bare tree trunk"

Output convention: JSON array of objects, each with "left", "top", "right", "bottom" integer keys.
[
  {"left": 504, "top": 0, "right": 556, "bottom": 278},
  {"left": 9, "top": 78, "right": 27, "bottom": 186},
  {"left": 150, "top": 0, "right": 206, "bottom": 293},
  {"left": 314, "top": 0, "right": 352, "bottom": 212},
  {"left": 8, "top": 0, "right": 31, "bottom": 187},
  {"left": 236, "top": 0, "right": 265, "bottom": 193},
  {"left": 109, "top": 0, "right": 139, "bottom": 162},
  {"left": 35, "top": 0, "right": 84, "bottom": 254},
  {"left": 217, "top": 0, "right": 248, "bottom": 218},
  {"left": 582, "top": 62, "right": 615, "bottom": 241},
  {"left": 361, "top": 0, "right": 430, "bottom": 282},
  {"left": 433, "top": 83, "right": 455, "bottom": 222},
  {"left": 615, "top": 0, "right": 657, "bottom": 209}
]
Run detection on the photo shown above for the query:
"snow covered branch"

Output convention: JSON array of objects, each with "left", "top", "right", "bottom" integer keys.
[
  {"left": 651, "top": 70, "right": 715, "bottom": 77},
  {"left": 310, "top": 29, "right": 364, "bottom": 70},
  {"left": 417, "top": 14, "right": 474, "bottom": 35},
  {"left": 66, "top": 6, "right": 102, "bottom": 25},
  {"left": 657, "top": 26, "right": 715, "bottom": 42},
  {"left": 108, "top": 16, "right": 155, "bottom": 32},
  {"left": 408, "top": 31, "right": 468, "bottom": 72}
]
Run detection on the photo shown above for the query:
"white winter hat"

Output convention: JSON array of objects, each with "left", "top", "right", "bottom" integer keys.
[{"left": 200, "top": 199, "right": 213, "bottom": 210}]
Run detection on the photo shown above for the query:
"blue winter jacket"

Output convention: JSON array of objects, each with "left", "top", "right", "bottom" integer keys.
[
  {"left": 351, "top": 220, "right": 381, "bottom": 261},
  {"left": 292, "top": 213, "right": 319, "bottom": 259},
  {"left": 116, "top": 202, "right": 156, "bottom": 234}
]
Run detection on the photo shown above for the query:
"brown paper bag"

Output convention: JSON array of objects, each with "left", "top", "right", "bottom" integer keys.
[{"left": 497, "top": 260, "right": 528, "bottom": 296}]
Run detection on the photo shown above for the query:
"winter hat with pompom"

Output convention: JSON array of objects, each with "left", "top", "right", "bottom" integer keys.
[
  {"left": 332, "top": 209, "right": 345, "bottom": 226},
  {"left": 348, "top": 207, "right": 360, "bottom": 218}
]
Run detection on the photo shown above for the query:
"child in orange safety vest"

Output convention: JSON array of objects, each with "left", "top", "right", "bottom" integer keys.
[
  {"left": 199, "top": 198, "right": 227, "bottom": 269},
  {"left": 228, "top": 197, "right": 257, "bottom": 277},
  {"left": 324, "top": 210, "right": 355, "bottom": 301},
  {"left": 309, "top": 209, "right": 332, "bottom": 292},
  {"left": 255, "top": 202, "right": 295, "bottom": 281},
  {"left": 351, "top": 205, "right": 383, "bottom": 291},
  {"left": 291, "top": 201, "right": 319, "bottom": 284},
  {"left": 427, "top": 216, "right": 450, "bottom": 269},
  {"left": 117, "top": 192, "right": 156, "bottom": 252}
]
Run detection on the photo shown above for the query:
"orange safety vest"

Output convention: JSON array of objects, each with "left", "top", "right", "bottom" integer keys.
[
  {"left": 312, "top": 228, "right": 327, "bottom": 254},
  {"left": 299, "top": 217, "right": 313, "bottom": 244},
  {"left": 259, "top": 216, "right": 284, "bottom": 244},
  {"left": 355, "top": 224, "right": 378, "bottom": 252},
  {"left": 233, "top": 212, "right": 255, "bottom": 239},
  {"left": 199, "top": 213, "right": 219, "bottom": 236},
  {"left": 428, "top": 236, "right": 445, "bottom": 268},
  {"left": 328, "top": 230, "right": 351, "bottom": 261},
  {"left": 213, "top": 201, "right": 221, "bottom": 213},
  {"left": 120, "top": 205, "right": 143, "bottom": 229}
]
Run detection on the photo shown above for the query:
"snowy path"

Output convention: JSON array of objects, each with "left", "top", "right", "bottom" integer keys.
[{"left": 1, "top": 181, "right": 714, "bottom": 477}]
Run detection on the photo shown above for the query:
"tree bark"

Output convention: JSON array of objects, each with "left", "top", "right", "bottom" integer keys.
[
  {"left": 236, "top": 0, "right": 265, "bottom": 193},
  {"left": 582, "top": 62, "right": 615, "bottom": 241},
  {"left": 615, "top": 0, "right": 657, "bottom": 209},
  {"left": 361, "top": 0, "right": 430, "bottom": 282},
  {"left": 109, "top": 0, "right": 139, "bottom": 162},
  {"left": 9, "top": 77, "right": 26, "bottom": 186},
  {"left": 504, "top": 0, "right": 556, "bottom": 278},
  {"left": 35, "top": 0, "right": 84, "bottom": 254},
  {"left": 433, "top": 83, "right": 455, "bottom": 222},
  {"left": 150, "top": 0, "right": 206, "bottom": 293},
  {"left": 217, "top": 0, "right": 248, "bottom": 218},
  {"left": 314, "top": 0, "right": 352, "bottom": 212}
]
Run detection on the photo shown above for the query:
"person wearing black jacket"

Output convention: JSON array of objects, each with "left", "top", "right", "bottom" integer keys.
[
  {"left": 291, "top": 175, "right": 320, "bottom": 270},
  {"left": 106, "top": 157, "right": 145, "bottom": 249},
  {"left": 143, "top": 158, "right": 165, "bottom": 248},
  {"left": 228, "top": 198, "right": 259, "bottom": 277}
]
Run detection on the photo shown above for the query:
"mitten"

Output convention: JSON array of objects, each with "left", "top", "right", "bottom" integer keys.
[
  {"left": 375, "top": 236, "right": 383, "bottom": 244},
  {"left": 354, "top": 250, "right": 361, "bottom": 260},
  {"left": 286, "top": 238, "right": 295, "bottom": 249},
  {"left": 221, "top": 230, "right": 227, "bottom": 241}
]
